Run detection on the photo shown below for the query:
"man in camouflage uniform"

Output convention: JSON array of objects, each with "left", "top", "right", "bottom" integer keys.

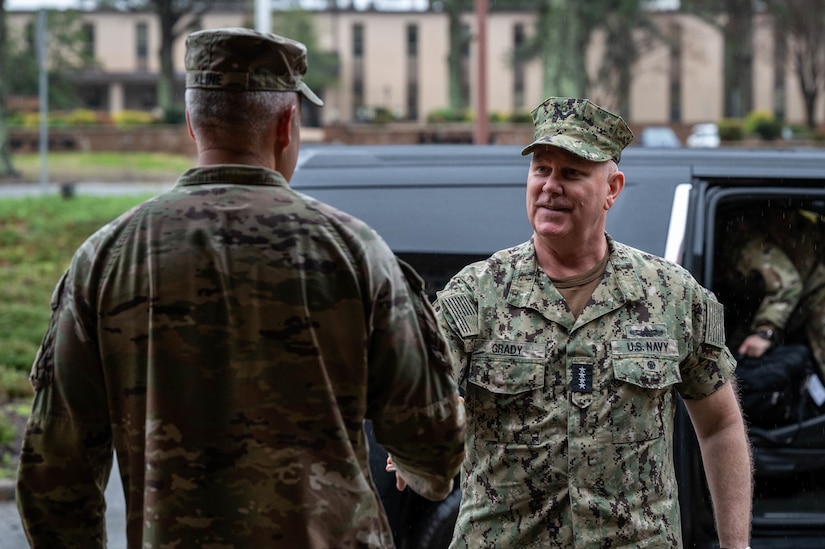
[
  {"left": 433, "top": 97, "right": 752, "bottom": 548},
  {"left": 727, "top": 207, "right": 825, "bottom": 379},
  {"left": 16, "top": 27, "right": 465, "bottom": 548}
]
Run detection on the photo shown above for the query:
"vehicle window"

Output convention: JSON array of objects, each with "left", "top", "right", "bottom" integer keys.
[{"left": 709, "top": 191, "right": 825, "bottom": 538}]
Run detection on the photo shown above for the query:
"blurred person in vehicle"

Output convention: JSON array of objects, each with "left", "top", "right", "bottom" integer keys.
[
  {"left": 725, "top": 207, "right": 825, "bottom": 379},
  {"left": 428, "top": 97, "right": 752, "bottom": 548},
  {"left": 16, "top": 27, "right": 465, "bottom": 548}
]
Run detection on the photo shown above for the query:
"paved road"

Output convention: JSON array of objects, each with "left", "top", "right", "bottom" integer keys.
[
  {"left": 0, "top": 181, "right": 172, "bottom": 198},
  {"left": 0, "top": 464, "right": 126, "bottom": 548}
]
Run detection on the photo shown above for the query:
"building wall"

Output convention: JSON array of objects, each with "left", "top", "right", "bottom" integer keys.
[{"left": 6, "top": 7, "right": 821, "bottom": 128}]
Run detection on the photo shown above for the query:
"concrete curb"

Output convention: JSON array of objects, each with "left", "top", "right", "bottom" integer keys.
[{"left": 0, "top": 478, "right": 15, "bottom": 502}]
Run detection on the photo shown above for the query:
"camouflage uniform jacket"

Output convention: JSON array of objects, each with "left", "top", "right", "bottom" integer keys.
[
  {"left": 733, "top": 220, "right": 825, "bottom": 335},
  {"left": 435, "top": 235, "right": 735, "bottom": 548},
  {"left": 17, "top": 165, "right": 465, "bottom": 548}
]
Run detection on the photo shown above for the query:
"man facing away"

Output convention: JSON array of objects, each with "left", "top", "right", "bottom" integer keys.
[
  {"left": 432, "top": 97, "right": 752, "bottom": 548},
  {"left": 16, "top": 27, "right": 465, "bottom": 548}
]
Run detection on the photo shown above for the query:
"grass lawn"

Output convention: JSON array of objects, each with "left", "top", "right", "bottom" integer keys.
[
  {"left": 8, "top": 151, "right": 196, "bottom": 183},
  {"left": 0, "top": 154, "right": 172, "bottom": 478}
]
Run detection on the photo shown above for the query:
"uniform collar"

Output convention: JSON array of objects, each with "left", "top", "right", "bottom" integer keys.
[
  {"left": 506, "top": 234, "right": 647, "bottom": 328},
  {"left": 174, "top": 165, "right": 289, "bottom": 188}
]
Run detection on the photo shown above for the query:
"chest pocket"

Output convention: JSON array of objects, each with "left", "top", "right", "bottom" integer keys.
[
  {"left": 466, "top": 340, "right": 547, "bottom": 443},
  {"left": 611, "top": 356, "right": 682, "bottom": 443}
]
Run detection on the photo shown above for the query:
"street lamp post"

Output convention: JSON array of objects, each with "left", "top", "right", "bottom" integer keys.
[{"left": 473, "top": 0, "right": 488, "bottom": 145}]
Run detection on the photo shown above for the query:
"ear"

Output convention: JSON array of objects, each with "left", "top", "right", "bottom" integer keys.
[
  {"left": 275, "top": 104, "right": 298, "bottom": 153},
  {"left": 185, "top": 109, "right": 195, "bottom": 141},
  {"left": 605, "top": 169, "right": 625, "bottom": 210}
]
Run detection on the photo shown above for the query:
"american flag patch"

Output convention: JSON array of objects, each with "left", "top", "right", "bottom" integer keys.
[
  {"left": 441, "top": 294, "right": 479, "bottom": 338},
  {"left": 704, "top": 299, "right": 725, "bottom": 348}
]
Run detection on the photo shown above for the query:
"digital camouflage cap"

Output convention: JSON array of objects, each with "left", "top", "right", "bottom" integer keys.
[
  {"left": 521, "top": 97, "right": 634, "bottom": 162},
  {"left": 185, "top": 27, "right": 324, "bottom": 106}
]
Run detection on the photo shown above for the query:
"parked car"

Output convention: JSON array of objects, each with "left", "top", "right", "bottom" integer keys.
[
  {"left": 291, "top": 144, "right": 825, "bottom": 548},
  {"left": 640, "top": 125, "right": 681, "bottom": 148},
  {"left": 686, "top": 122, "right": 721, "bottom": 148}
]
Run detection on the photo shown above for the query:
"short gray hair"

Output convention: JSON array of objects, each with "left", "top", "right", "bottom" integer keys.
[{"left": 186, "top": 89, "right": 299, "bottom": 139}]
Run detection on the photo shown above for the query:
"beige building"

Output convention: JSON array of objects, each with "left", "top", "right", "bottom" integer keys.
[{"left": 7, "top": 6, "right": 821, "bottom": 129}]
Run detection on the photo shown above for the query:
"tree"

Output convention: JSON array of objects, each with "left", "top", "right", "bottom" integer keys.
[
  {"left": 763, "top": 0, "right": 825, "bottom": 129},
  {"left": 0, "top": 6, "right": 96, "bottom": 177},
  {"left": 272, "top": 7, "right": 340, "bottom": 124},
  {"left": 153, "top": 0, "right": 223, "bottom": 122},
  {"left": 594, "top": 0, "right": 663, "bottom": 116},
  {"left": 507, "top": 0, "right": 585, "bottom": 101},
  {"left": 102, "top": 0, "right": 231, "bottom": 122},
  {"left": 421, "top": 0, "right": 473, "bottom": 111},
  {"left": 511, "top": 0, "right": 658, "bottom": 116},
  {"left": 681, "top": 0, "right": 757, "bottom": 118},
  {"left": 0, "top": 0, "right": 17, "bottom": 177},
  {"left": 5, "top": 10, "right": 99, "bottom": 107}
]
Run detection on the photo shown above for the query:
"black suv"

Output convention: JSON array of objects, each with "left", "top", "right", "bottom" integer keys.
[{"left": 291, "top": 144, "right": 825, "bottom": 548}]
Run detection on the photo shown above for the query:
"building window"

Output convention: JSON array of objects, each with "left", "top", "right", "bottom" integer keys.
[
  {"left": 82, "top": 23, "right": 95, "bottom": 59},
  {"left": 136, "top": 22, "right": 149, "bottom": 71},
  {"left": 406, "top": 23, "right": 418, "bottom": 120},
  {"left": 352, "top": 23, "right": 365, "bottom": 119},
  {"left": 25, "top": 22, "right": 35, "bottom": 53},
  {"left": 669, "top": 22, "right": 682, "bottom": 122},
  {"left": 460, "top": 22, "right": 471, "bottom": 109},
  {"left": 773, "top": 29, "right": 786, "bottom": 121},
  {"left": 353, "top": 22, "right": 364, "bottom": 57},
  {"left": 513, "top": 23, "right": 525, "bottom": 111}
]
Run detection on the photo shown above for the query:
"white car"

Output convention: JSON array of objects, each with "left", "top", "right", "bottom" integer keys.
[{"left": 686, "top": 123, "right": 721, "bottom": 148}]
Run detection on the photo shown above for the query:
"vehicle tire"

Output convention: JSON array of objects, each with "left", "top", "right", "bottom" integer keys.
[{"left": 409, "top": 488, "right": 461, "bottom": 549}]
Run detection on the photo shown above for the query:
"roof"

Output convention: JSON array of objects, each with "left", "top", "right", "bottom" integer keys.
[{"left": 290, "top": 144, "right": 825, "bottom": 258}]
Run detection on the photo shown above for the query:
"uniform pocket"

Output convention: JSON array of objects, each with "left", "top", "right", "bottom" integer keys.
[
  {"left": 468, "top": 355, "right": 545, "bottom": 395},
  {"left": 466, "top": 340, "right": 547, "bottom": 443},
  {"left": 610, "top": 357, "right": 682, "bottom": 443}
]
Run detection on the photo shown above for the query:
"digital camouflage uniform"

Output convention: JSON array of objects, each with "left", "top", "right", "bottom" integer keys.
[
  {"left": 435, "top": 236, "right": 735, "bottom": 548},
  {"left": 17, "top": 27, "right": 465, "bottom": 549},
  {"left": 729, "top": 209, "right": 825, "bottom": 378}
]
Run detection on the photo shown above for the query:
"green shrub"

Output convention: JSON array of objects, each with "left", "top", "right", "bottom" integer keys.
[
  {"left": 746, "top": 110, "right": 782, "bottom": 141},
  {"left": 112, "top": 109, "right": 157, "bottom": 127},
  {"left": 373, "top": 107, "right": 395, "bottom": 124},
  {"left": 64, "top": 109, "right": 99, "bottom": 126},
  {"left": 21, "top": 112, "right": 42, "bottom": 128},
  {"left": 509, "top": 111, "right": 533, "bottom": 124},
  {"left": 488, "top": 111, "right": 509, "bottom": 123},
  {"left": 426, "top": 107, "right": 473, "bottom": 123},
  {"left": 7, "top": 111, "right": 26, "bottom": 127},
  {"left": 717, "top": 118, "right": 744, "bottom": 141}
]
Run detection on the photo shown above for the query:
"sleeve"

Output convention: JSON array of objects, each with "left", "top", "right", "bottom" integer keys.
[
  {"left": 16, "top": 261, "right": 113, "bottom": 547},
  {"left": 738, "top": 238, "right": 802, "bottom": 331},
  {"left": 366, "top": 257, "right": 466, "bottom": 502},
  {"left": 676, "top": 282, "right": 738, "bottom": 401},
  {"left": 433, "top": 284, "right": 479, "bottom": 391}
]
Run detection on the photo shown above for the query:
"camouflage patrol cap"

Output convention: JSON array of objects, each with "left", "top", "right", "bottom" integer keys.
[
  {"left": 521, "top": 97, "right": 633, "bottom": 162},
  {"left": 185, "top": 27, "right": 324, "bottom": 106}
]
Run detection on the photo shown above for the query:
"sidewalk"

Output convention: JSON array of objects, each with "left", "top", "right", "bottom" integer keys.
[
  {"left": 0, "top": 181, "right": 173, "bottom": 198},
  {"left": 0, "top": 478, "right": 13, "bottom": 501},
  {"left": 0, "top": 464, "right": 125, "bottom": 548}
]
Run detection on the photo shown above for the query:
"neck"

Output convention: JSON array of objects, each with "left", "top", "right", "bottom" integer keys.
[
  {"left": 196, "top": 147, "right": 275, "bottom": 170},
  {"left": 535, "top": 233, "right": 608, "bottom": 278}
]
